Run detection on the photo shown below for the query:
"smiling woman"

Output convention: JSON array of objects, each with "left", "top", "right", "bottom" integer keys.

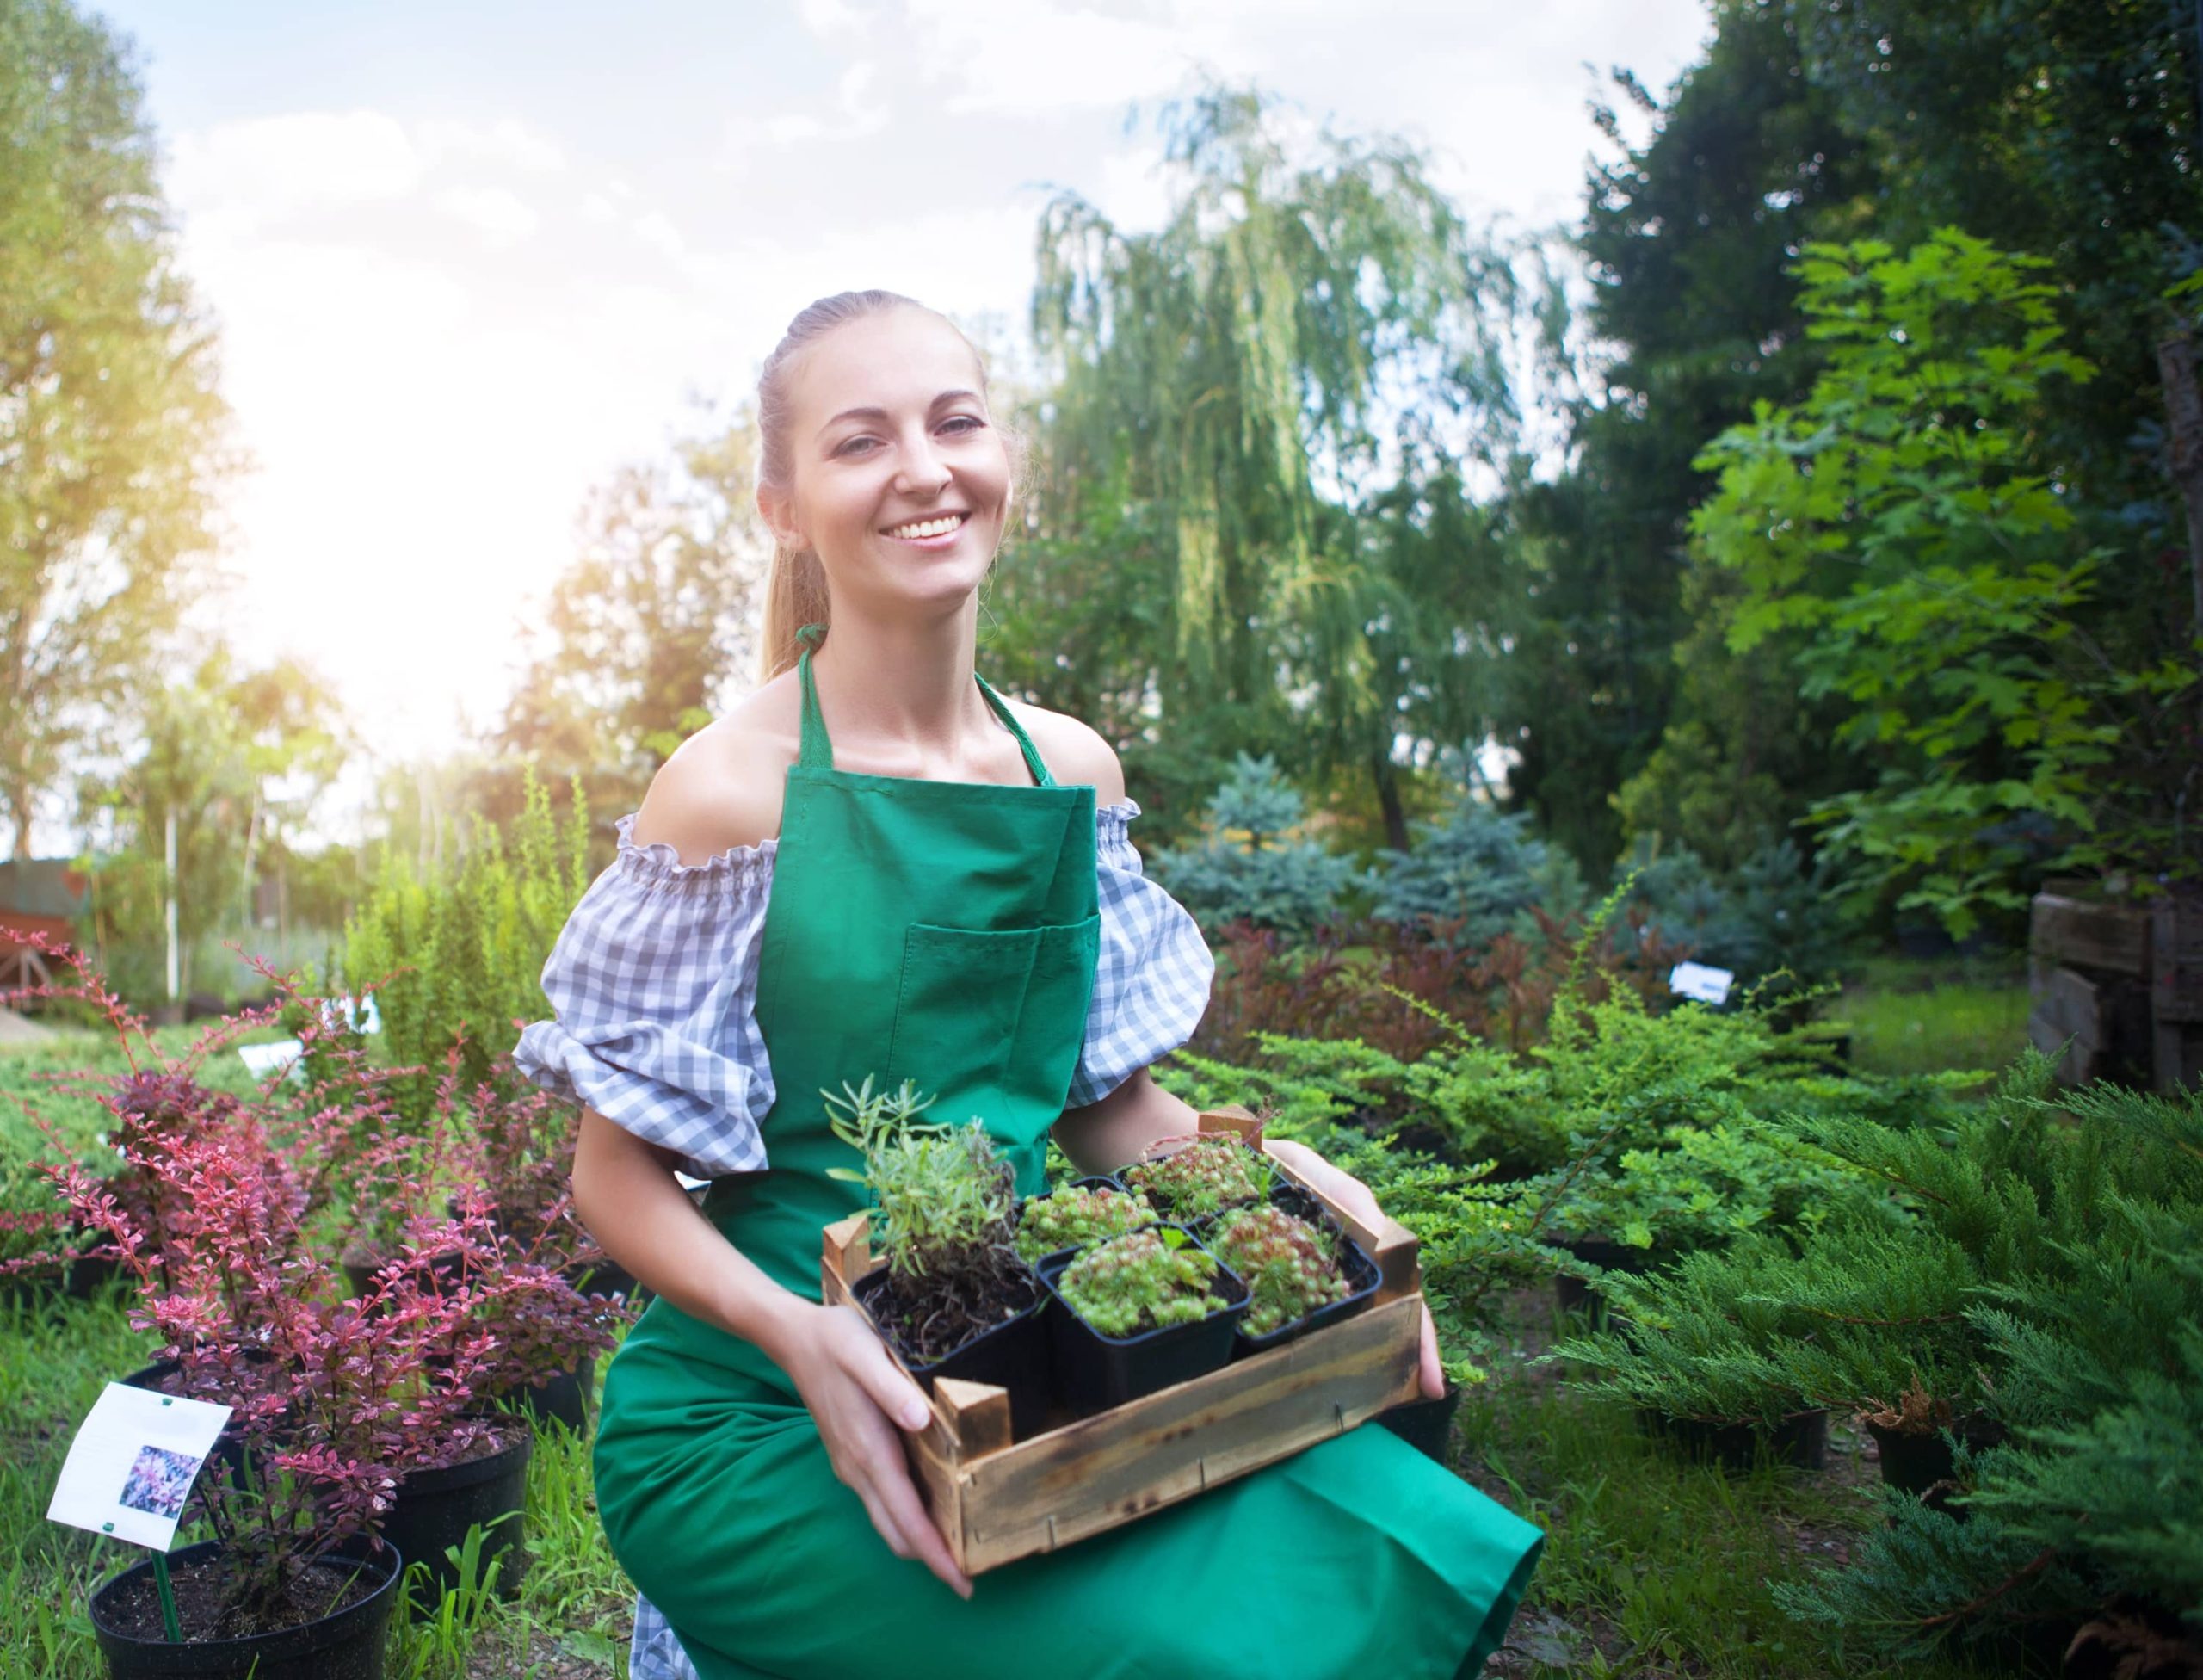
[{"left": 512, "top": 290, "right": 1543, "bottom": 1680}]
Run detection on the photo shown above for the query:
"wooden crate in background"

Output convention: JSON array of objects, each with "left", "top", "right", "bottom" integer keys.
[{"left": 2029, "top": 890, "right": 2203, "bottom": 1092}]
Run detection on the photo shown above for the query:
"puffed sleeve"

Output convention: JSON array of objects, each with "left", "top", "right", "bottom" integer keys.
[
  {"left": 1066, "top": 799, "right": 1216, "bottom": 1108},
  {"left": 510, "top": 812, "right": 776, "bottom": 1178}
]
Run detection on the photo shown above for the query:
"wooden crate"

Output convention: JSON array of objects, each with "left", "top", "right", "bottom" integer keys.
[{"left": 818, "top": 1109, "right": 1425, "bottom": 1576}]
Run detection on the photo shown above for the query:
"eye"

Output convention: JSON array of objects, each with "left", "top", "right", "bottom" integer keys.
[
  {"left": 940, "top": 415, "right": 985, "bottom": 436},
  {"left": 833, "top": 435, "right": 878, "bottom": 457}
]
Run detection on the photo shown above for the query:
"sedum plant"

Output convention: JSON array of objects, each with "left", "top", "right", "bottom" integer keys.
[
  {"left": 1124, "top": 1133, "right": 1273, "bottom": 1221},
  {"left": 1059, "top": 1227, "right": 1223, "bottom": 1337},
  {"left": 1015, "top": 1181, "right": 1153, "bottom": 1263},
  {"left": 1205, "top": 1203, "right": 1352, "bottom": 1337}
]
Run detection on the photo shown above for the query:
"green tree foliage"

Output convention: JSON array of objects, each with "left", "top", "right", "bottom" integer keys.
[
  {"left": 70, "top": 648, "right": 348, "bottom": 1004},
  {"left": 1503, "top": 3, "right": 1879, "bottom": 875},
  {"left": 492, "top": 409, "right": 766, "bottom": 822},
  {"left": 1690, "top": 229, "right": 2192, "bottom": 933},
  {"left": 1370, "top": 794, "right": 1588, "bottom": 948},
  {"left": 997, "top": 81, "right": 1533, "bottom": 846},
  {"left": 0, "top": 0, "right": 232, "bottom": 862},
  {"left": 1780, "top": 0, "right": 2203, "bottom": 508}
]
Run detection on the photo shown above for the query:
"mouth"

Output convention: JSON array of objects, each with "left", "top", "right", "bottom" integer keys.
[{"left": 879, "top": 510, "right": 972, "bottom": 546}]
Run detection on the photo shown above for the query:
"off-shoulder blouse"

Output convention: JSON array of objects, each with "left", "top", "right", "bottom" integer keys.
[{"left": 509, "top": 799, "right": 1213, "bottom": 1179}]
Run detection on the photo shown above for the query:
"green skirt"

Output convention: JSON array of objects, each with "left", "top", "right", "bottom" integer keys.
[{"left": 595, "top": 1311, "right": 1544, "bottom": 1680}]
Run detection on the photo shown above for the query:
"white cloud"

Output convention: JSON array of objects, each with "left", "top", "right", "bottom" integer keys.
[
  {"left": 169, "top": 111, "right": 423, "bottom": 225},
  {"left": 900, "top": 0, "right": 1207, "bottom": 117},
  {"left": 417, "top": 116, "right": 567, "bottom": 175},
  {"left": 633, "top": 210, "right": 688, "bottom": 260},
  {"left": 434, "top": 185, "right": 540, "bottom": 245},
  {"left": 798, "top": 0, "right": 875, "bottom": 40},
  {"left": 734, "top": 58, "right": 892, "bottom": 156}
]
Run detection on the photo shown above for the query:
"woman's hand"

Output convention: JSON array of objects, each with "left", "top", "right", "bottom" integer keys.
[
  {"left": 768, "top": 1300, "right": 973, "bottom": 1599},
  {"left": 1262, "top": 1138, "right": 1447, "bottom": 1402}
]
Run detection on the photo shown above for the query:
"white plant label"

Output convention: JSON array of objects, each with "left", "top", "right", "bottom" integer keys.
[
  {"left": 48, "top": 1382, "right": 232, "bottom": 1552},
  {"left": 1669, "top": 960, "right": 1736, "bottom": 1007}
]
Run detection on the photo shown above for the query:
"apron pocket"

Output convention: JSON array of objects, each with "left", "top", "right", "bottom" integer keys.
[{"left": 883, "top": 915, "right": 1101, "bottom": 1143}]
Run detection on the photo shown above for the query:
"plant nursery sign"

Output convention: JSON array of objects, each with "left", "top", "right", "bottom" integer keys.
[
  {"left": 1669, "top": 960, "right": 1736, "bottom": 1007},
  {"left": 47, "top": 1382, "right": 231, "bottom": 1552}
]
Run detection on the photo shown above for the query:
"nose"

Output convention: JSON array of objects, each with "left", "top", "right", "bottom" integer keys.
[{"left": 893, "top": 426, "right": 953, "bottom": 497}]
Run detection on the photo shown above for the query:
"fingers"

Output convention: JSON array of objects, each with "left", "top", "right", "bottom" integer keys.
[
  {"left": 825, "top": 1306, "right": 934, "bottom": 1432},
  {"left": 1418, "top": 1303, "right": 1445, "bottom": 1401},
  {"left": 873, "top": 1449, "right": 973, "bottom": 1598}
]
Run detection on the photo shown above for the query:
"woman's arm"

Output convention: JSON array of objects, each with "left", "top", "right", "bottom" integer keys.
[
  {"left": 1050, "top": 1066, "right": 1199, "bottom": 1175},
  {"left": 571, "top": 1109, "right": 972, "bottom": 1597}
]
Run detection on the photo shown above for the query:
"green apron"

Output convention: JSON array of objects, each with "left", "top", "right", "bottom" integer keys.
[{"left": 593, "top": 628, "right": 1542, "bottom": 1680}]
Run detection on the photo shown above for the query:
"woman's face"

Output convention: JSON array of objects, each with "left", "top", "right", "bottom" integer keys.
[{"left": 762, "top": 306, "right": 1010, "bottom": 621}]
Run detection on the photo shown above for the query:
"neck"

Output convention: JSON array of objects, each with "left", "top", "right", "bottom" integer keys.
[{"left": 806, "top": 595, "right": 997, "bottom": 763}]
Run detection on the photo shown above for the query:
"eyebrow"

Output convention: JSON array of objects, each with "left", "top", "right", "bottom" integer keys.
[{"left": 816, "top": 389, "right": 983, "bottom": 442}]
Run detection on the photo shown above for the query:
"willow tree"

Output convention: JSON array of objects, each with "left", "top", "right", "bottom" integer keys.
[{"left": 997, "top": 83, "right": 1535, "bottom": 849}]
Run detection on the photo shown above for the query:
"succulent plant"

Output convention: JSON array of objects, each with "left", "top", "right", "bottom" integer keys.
[
  {"left": 1058, "top": 1227, "right": 1223, "bottom": 1338},
  {"left": 1122, "top": 1133, "right": 1273, "bottom": 1221},
  {"left": 824, "top": 1077, "right": 1015, "bottom": 1282},
  {"left": 1206, "top": 1203, "right": 1353, "bottom": 1338},
  {"left": 1015, "top": 1182, "right": 1155, "bottom": 1263}
]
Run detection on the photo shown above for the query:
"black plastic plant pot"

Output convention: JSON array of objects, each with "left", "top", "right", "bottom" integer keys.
[
  {"left": 491, "top": 1355, "right": 595, "bottom": 1436},
  {"left": 1552, "top": 1234, "right": 1655, "bottom": 1316},
  {"left": 89, "top": 1534, "right": 401, "bottom": 1680},
  {"left": 1377, "top": 1380, "right": 1465, "bottom": 1465},
  {"left": 1637, "top": 1405, "right": 1829, "bottom": 1473},
  {"left": 1037, "top": 1227, "right": 1250, "bottom": 1418},
  {"left": 1866, "top": 1414, "right": 2002, "bottom": 1514},
  {"left": 1217, "top": 1184, "right": 1384, "bottom": 1357},
  {"left": 382, "top": 1424, "right": 531, "bottom": 1616},
  {"left": 852, "top": 1268, "right": 1052, "bottom": 1440},
  {"left": 565, "top": 1255, "right": 643, "bottom": 1302}
]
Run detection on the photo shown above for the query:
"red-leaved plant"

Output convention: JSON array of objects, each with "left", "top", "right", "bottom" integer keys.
[{"left": 8, "top": 930, "right": 624, "bottom": 1633}]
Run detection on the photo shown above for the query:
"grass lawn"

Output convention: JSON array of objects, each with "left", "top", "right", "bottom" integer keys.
[
  {"left": 2, "top": 1282, "right": 2042, "bottom": 1678},
  {"left": 1835, "top": 954, "right": 2030, "bottom": 1079}
]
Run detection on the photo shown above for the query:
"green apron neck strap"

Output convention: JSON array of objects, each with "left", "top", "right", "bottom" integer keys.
[
  {"left": 793, "top": 625, "right": 1056, "bottom": 788},
  {"left": 976, "top": 674, "right": 1056, "bottom": 788},
  {"left": 794, "top": 624, "right": 833, "bottom": 770}
]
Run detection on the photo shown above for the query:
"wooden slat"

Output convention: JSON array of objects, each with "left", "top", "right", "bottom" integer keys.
[
  {"left": 934, "top": 1378, "right": 1013, "bottom": 1461},
  {"left": 2028, "top": 966, "right": 2102, "bottom": 1086},
  {"left": 2152, "top": 899, "right": 2203, "bottom": 1024},
  {"left": 2031, "top": 893, "right": 2151, "bottom": 978},
  {"left": 953, "top": 1294, "right": 1422, "bottom": 1572}
]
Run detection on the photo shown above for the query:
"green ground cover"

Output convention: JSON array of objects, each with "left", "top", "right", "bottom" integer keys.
[{"left": 1837, "top": 957, "right": 2029, "bottom": 1079}]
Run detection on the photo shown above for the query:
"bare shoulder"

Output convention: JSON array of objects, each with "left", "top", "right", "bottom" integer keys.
[
  {"left": 630, "top": 673, "right": 804, "bottom": 862},
  {"left": 1003, "top": 699, "right": 1127, "bottom": 806}
]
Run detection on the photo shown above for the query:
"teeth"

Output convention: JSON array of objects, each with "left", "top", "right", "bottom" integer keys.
[{"left": 885, "top": 514, "right": 964, "bottom": 540}]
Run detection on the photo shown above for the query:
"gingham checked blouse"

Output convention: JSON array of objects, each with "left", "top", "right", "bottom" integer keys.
[{"left": 511, "top": 800, "right": 1213, "bottom": 1174}]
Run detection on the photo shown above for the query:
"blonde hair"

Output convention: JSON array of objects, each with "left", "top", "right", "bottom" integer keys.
[{"left": 754, "top": 290, "right": 1027, "bottom": 681}]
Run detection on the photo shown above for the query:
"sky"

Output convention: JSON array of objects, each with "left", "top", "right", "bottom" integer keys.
[{"left": 89, "top": 0, "right": 1713, "bottom": 845}]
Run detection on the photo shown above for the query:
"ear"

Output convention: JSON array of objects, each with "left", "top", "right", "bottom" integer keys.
[{"left": 755, "top": 482, "right": 806, "bottom": 552}]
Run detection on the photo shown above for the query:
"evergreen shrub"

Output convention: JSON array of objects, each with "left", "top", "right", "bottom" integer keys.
[{"left": 1148, "top": 754, "right": 1367, "bottom": 934}]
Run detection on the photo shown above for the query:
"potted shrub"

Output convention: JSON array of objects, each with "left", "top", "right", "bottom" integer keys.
[
  {"left": 1039, "top": 1226, "right": 1249, "bottom": 1414},
  {"left": 1014, "top": 1177, "right": 1154, "bottom": 1264},
  {"left": 1548, "top": 1238, "right": 1830, "bottom": 1472},
  {"left": 826, "top": 1078, "right": 1052, "bottom": 1438},
  {"left": 31, "top": 950, "right": 604, "bottom": 1621},
  {"left": 1200, "top": 1188, "right": 1379, "bottom": 1350},
  {"left": 1122, "top": 1130, "right": 1273, "bottom": 1221}
]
